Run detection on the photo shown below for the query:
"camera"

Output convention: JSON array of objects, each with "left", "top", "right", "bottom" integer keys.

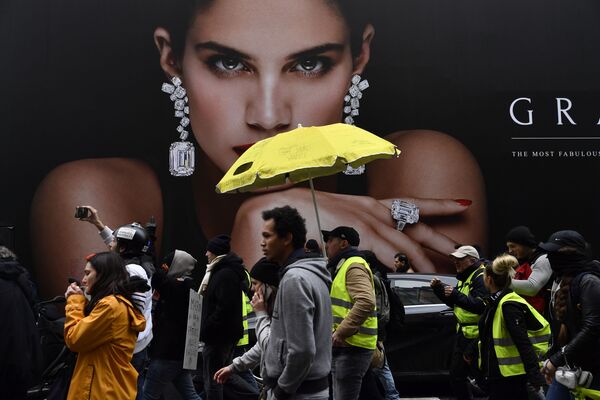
[
  {"left": 555, "top": 366, "right": 593, "bottom": 389},
  {"left": 74, "top": 206, "right": 90, "bottom": 219}
]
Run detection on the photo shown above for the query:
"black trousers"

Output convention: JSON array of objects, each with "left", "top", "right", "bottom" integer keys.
[
  {"left": 449, "top": 334, "right": 479, "bottom": 400},
  {"left": 488, "top": 375, "right": 528, "bottom": 400}
]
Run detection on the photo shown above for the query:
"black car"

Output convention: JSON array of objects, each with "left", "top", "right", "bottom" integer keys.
[
  {"left": 247, "top": 272, "right": 458, "bottom": 384},
  {"left": 384, "top": 273, "right": 458, "bottom": 382}
]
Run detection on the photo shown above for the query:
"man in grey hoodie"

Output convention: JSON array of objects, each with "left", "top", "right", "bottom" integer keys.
[{"left": 258, "top": 205, "right": 333, "bottom": 400}]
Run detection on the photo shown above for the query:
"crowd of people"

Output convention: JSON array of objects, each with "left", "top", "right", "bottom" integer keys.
[{"left": 2, "top": 203, "right": 600, "bottom": 400}]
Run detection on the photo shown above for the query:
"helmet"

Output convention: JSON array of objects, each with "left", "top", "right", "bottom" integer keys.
[{"left": 114, "top": 222, "right": 149, "bottom": 256}]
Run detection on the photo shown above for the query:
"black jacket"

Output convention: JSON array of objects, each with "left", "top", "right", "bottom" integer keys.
[
  {"left": 433, "top": 262, "right": 488, "bottom": 315},
  {"left": 150, "top": 268, "right": 198, "bottom": 360},
  {"left": 478, "top": 289, "right": 546, "bottom": 387},
  {"left": 0, "top": 260, "right": 42, "bottom": 394},
  {"left": 549, "top": 272, "right": 600, "bottom": 372},
  {"left": 200, "top": 253, "right": 245, "bottom": 345}
]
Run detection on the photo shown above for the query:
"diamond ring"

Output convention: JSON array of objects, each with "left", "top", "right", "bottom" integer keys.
[{"left": 390, "top": 200, "right": 419, "bottom": 231}]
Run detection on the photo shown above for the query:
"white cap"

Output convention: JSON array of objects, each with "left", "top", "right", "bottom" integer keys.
[{"left": 450, "top": 245, "right": 479, "bottom": 259}]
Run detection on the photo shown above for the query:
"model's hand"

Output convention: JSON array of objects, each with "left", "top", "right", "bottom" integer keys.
[
  {"left": 214, "top": 365, "right": 233, "bottom": 384},
  {"left": 79, "top": 205, "right": 105, "bottom": 231},
  {"left": 65, "top": 282, "right": 83, "bottom": 298},
  {"left": 231, "top": 188, "right": 470, "bottom": 271},
  {"left": 251, "top": 288, "right": 266, "bottom": 312}
]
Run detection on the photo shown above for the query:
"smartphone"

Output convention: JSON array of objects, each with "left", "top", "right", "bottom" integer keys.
[
  {"left": 74, "top": 206, "right": 90, "bottom": 219},
  {"left": 68, "top": 277, "right": 81, "bottom": 287}
]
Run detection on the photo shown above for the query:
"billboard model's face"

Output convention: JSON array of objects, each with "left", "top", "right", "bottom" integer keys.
[{"left": 181, "top": 0, "right": 358, "bottom": 173}]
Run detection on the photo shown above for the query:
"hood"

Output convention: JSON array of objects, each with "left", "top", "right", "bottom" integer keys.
[
  {"left": 282, "top": 257, "right": 332, "bottom": 287},
  {"left": 0, "top": 259, "right": 27, "bottom": 280},
  {"left": 214, "top": 252, "right": 246, "bottom": 278},
  {"left": 168, "top": 249, "right": 197, "bottom": 279},
  {"left": 117, "top": 295, "right": 146, "bottom": 333}
]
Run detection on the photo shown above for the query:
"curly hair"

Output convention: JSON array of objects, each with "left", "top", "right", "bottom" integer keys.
[{"left": 262, "top": 205, "right": 307, "bottom": 250}]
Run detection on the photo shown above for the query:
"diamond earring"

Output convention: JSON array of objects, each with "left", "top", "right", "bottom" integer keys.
[
  {"left": 161, "top": 76, "right": 195, "bottom": 177},
  {"left": 343, "top": 74, "right": 369, "bottom": 175}
]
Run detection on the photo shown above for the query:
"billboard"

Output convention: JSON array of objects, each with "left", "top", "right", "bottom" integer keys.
[{"left": 2, "top": 0, "right": 599, "bottom": 296}]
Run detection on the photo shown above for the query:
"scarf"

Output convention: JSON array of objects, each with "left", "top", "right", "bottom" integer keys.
[
  {"left": 547, "top": 250, "right": 597, "bottom": 278},
  {"left": 199, "top": 254, "right": 226, "bottom": 295}
]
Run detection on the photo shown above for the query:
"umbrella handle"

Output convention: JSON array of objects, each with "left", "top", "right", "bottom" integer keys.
[{"left": 309, "top": 178, "right": 326, "bottom": 257}]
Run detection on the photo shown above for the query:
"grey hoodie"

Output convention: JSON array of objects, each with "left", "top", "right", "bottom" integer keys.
[{"left": 257, "top": 256, "right": 332, "bottom": 396}]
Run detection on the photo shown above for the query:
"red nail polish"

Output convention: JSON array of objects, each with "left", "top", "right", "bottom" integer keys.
[{"left": 454, "top": 199, "right": 472, "bottom": 206}]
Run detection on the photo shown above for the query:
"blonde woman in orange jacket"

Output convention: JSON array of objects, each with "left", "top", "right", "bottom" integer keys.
[{"left": 64, "top": 252, "right": 147, "bottom": 400}]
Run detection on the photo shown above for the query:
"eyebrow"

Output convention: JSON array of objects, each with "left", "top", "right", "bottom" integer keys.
[
  {"left": 194, "top": 41, "right": 253, "bottom": 60},
  {"left": 194, "top": 41, "right": 345, "bottom": 61},
  {"left": 286, "top": 43, "right": 345, "bottom": 60}
]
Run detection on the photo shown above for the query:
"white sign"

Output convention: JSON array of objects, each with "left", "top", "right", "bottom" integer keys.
[{"left": 183, "top": 289, "right": 202, "bottom": 370}]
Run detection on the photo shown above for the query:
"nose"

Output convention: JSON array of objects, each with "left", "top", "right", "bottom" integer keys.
[{"left": 245, "top": 75, "right": 291, "bottom": 134}]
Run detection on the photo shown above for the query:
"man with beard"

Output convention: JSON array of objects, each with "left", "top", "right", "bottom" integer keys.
[
  {"left": 431, "top": 245, "right": 488, "bottom": 400},
  {"left": 505, "top": 226, "right": 552, "bottom": 314},
  {"left": 323, "top": 226, "right": 377, "bottom": 400}
]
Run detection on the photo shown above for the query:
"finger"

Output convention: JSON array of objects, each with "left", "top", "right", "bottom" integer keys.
[
  {"left": 360, "top": 221, "right": 437, "bottom": 273},
  {"left": 379, "top": 198, "right": 471, "bottom": 218},
  {"left": 356, "top": 199, "right": 457, "bottom": 257},
  {"left": 402, "top": 222, "right": 457, "bottom": 256}
]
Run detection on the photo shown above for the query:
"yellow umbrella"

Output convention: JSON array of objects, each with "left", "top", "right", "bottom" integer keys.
[{"left": 216, "top": 123, "right": 400, "bottom": 252}]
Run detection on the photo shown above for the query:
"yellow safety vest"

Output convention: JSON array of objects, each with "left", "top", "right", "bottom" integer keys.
[
  {"left": 573, "top": 386, "right": 600, "bottom": 400},
  {"left": 490, "top": 292, "right": 550, "bottom": 377},
  {"left": 237, "top": 270, "right": 253, "bottom": 347},
  {"left": 454, "top": 265, "right": 485, "bottom": 339},
  {"left": 330, "top": 256, "right": 377, "bottom": 350}
]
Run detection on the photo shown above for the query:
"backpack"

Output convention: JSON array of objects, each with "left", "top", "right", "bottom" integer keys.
[
  {"left": 373, "top": 274, "right": 390, "bottom": 338},
  {"left": 373, "top": 274, "right": 405, "bottom": 338},
  {"left": 385, "top": 280, "right": 405, "bottom": 332}
]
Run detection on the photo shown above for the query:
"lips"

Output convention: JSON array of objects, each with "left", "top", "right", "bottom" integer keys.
[{"left": 233, "top": 143, "right": 255, "bottom": 156}]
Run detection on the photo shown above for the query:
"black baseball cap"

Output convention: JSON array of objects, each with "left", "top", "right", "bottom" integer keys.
[
  {"left": 321, "top": 226, "right": 360, "bottom": 247},
  {"left": 538, "top": 230, "right": 586, "bottom": 252}
]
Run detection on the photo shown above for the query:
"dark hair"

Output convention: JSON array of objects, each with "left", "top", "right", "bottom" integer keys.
[
  {"left": 394, "top": 252, "right": 410, "bottom": 272},
  {"left": 84, "top": 252, "right": 134, "bottom": 315},
  {"left": 305, "top": 239, "right": 321, "bottom": 253},
  {"left": 157, "top": 0, "right": 372, "bottom": 61},
  {"left": 262, "top": 206, "right": 307, "bottom": 250}
]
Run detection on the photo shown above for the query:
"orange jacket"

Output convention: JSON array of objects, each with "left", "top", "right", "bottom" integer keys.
[{"left": 64, "top": 294, "right": 146, "bottom": 400}]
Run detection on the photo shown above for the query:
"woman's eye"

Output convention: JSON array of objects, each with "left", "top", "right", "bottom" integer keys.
[
  {"left": 220, "top": 57, "right": 243, "bottom": 70},
  {"left": 292, "top": 57, "right": 331, "bottom": 76},
  {"left": 209, "top": 55, "right": 247, "bottom": 74}
]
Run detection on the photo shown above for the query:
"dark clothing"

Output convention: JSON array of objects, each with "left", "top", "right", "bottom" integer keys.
[
  {"left": 487, "top": 375, "right": 528, "bottom": 400},
  {"left": 202, "top": 343, "right": 235, "bottom": 400},
  {"left": 433, "top": 262, "right": 488, "bottom": 400},
  {"left": 442, "top": 262, "right": 488, "bottom": 315},
  {"left": 150, "top": 268, "right": 198, "bottom": 360},
  {"left": 548, "top": 271, "right": 600, "bottom": 373},
  {"left": 0, "top": 259, "right": 42, "bottom": 399},
  {"left": 200, "top": 253, "right": 245, "bottom": 345},
  {"left": 478, "top": 290, "right": 545, "bottom": 388}
]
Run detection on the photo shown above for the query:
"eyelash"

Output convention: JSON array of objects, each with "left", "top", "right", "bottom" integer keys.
[{"left": 205, "top": 55, "right": 334, "bottom": 78}]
